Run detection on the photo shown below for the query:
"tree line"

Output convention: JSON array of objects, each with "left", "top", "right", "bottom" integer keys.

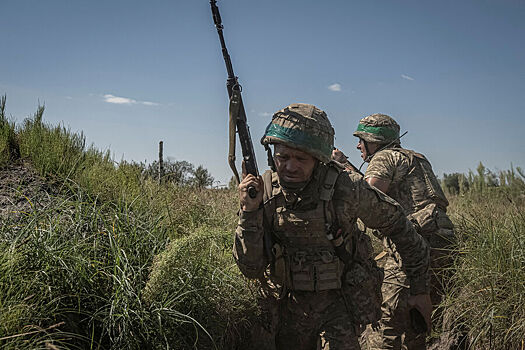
[{"left": 142, "top": 158, "right": 215, "bottom": 189}]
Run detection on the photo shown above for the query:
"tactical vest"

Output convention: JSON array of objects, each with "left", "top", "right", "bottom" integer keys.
[
  {"left": 383, "top": 148, "right": 454, "bottom": 234},
  {"left": 262, "top": 165, "right": 343, "bottom": 292},
  {"left": 261, "top": 164, "right": 383, "bottom": 325}
]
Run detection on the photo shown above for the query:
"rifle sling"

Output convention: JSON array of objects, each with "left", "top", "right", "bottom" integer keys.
[{"left": 229, "top": 90, "right": 242, "bottom": 184}]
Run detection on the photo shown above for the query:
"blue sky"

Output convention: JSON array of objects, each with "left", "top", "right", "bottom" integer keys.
[{"left": 2, "top": 0, "right": 524, "bottom": 185}]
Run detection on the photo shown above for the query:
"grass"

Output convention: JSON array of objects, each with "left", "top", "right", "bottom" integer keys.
[
  {"left": 0, "top": 95, "right": 19, "bottom": 166},
  {"left": 1, "top": 97, "right": 524, "bottom": 349},
  {"left": 0, "top": 99, "right": 253, "bottom": 349},
  {"left": 444, "top": 185, "right": 525, "bottom": 349}
]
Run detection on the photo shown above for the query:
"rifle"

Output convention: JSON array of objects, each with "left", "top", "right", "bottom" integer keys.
[{"left": 210, "top": 0, "right": 259, "bottom": 198}]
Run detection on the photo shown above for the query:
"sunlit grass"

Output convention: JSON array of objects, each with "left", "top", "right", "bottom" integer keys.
[{"left": 1, "top": 97, "right": 523, "bottom": 349}]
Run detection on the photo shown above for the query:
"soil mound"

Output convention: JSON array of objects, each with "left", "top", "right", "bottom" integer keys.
[{"left": 0, "top": 162, "right": 56, "bottom": 221}]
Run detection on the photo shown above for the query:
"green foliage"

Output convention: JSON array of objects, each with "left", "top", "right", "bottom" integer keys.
[
  {"left": 442, "top": 162, "right": 525, "bottom": 196},
  {"left": 0, "top": 101, "right": 244, "bottom": 349},
  {"left": 0, "top": 171, "right": 242, "bottom": 349},
  {"left": 143, "top": 227, "right": 258, "bottom": 349},
  {"left": 442, "top": 172, "right": 469, "bottom": 195},
  {"left": 145, "top": 159, "right": 195, "bottom": 186},
  {"left": 228, "top": 175, "right": 239, "bottom": 190},
  {"left": 0, "top": 95, "right": 20, "bottom": 166},
  {"left": 444, "top": 177, "right": 525, "bottom": 349},
  {"left": 3, "top": 99, "right": 524, "bottom": 349},
  {"left": 0, "top": 181, "right": 175, "bottom": 348},
  {"left": 143, "top": 159, "right": 215, "bottom": 189},
  {"left": 191, "top": 165, "right": 214, "bottom": 189}
]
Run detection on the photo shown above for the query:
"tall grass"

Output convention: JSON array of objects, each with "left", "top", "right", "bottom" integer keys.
[
  {"left": 0, "top": 99, "right": 254, "bottom": 349},
  {"left": 0, "top": 95, "right": 19, "bottom": 166},
  {"left": 0, "top": 183, "right": 169, "bottom": 348},
  {"left": 2, "top": 98, "right": 524, "bottom": 349},
  {"left": 444, "top": 177, "right": 525, "bottom": 349},
  {"left": 15, "top": 103, "right": 237, "bottom": 234},
  {"left": 142, "top": 227, "right": 259, "bottom": 349}
]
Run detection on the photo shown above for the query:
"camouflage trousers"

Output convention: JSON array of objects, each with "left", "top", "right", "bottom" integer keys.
[
  {"left": 251, "top": 289, "right": 360, "bottom": 350},
  {"left": 361, "top": 228, "right": 456, "bottom": 350},
  {"left": 424, "top": 228, "right": 456, "bottom": 308},
  {"left": 360, "top": 257, "right": 426, "bottom": 350}
]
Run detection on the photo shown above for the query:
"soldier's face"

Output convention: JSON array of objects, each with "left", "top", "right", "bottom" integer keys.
[
  {"left": 357, "top": 139, "right": 379, "bottom": 161},
  {"left": 274, "top": 144, "right": 317, "bottom": 183}
]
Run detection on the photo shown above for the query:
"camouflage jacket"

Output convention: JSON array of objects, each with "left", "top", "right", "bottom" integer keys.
[
  {"left": 365, "top": 147, "right": 454, "bottom": 234},
  {"left": 233, "top": 162, "right": 430, "bottom": 295}
]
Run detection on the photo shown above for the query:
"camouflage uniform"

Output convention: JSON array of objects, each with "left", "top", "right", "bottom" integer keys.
[
  {"left": 233, "top": 104, "right": 430, "bottom": 350},
  {"left": 354, "top": 114, "right": 455, "bottom": 350}
]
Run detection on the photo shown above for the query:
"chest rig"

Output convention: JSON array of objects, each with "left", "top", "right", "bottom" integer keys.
[{"left": 262, "top": 164, "right": 343, "bottom": 292}]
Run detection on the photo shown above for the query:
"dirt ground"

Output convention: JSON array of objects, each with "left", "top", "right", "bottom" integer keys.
[{"left": 0, "top": 162, "right": 57, "bottom": 221}]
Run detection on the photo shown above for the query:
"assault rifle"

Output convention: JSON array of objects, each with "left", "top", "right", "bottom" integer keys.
[{"left": 210, "top": 0, "right": 259, "bottom": 198}]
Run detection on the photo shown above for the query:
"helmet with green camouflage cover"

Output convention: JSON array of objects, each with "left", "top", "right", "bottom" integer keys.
[
  {"left": 261, "top": 103, "right": 334, "bottom": 163},
  {"left": 353, "top": 113, "right": 400, "bottom": 144}
]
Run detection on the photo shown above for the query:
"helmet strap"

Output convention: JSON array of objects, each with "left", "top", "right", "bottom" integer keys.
[
  {"left": 264, "top": 144, "right": 276, "bottom": 171},
  {"left": 365, "top": 131, "right": 408, "bottom": 163},
  {"left": 363, "top": 140, "right": 374, "bottom": 162}
]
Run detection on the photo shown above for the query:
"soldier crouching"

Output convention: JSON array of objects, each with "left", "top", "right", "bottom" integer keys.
[{"left": 233, "top": 103, "right": 431, "bottom": 349}]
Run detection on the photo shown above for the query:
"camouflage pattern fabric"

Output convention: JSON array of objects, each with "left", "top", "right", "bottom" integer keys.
[
  {"left": 277, "top": 290, "right": 360, "bottom": 350},
  {"left": 363, "top": 147, "right": 456, "bottom": 348},
  {"left": 233, "top": 163, "right": 430, "bottom": 349},
  {"left": 353, "top": 113, "right": 400, "bottom": 144},
  {"left": 361, "top": 256, "right": 426, "bottom": 350},
  {"left": 364, "top": 148, "right": 455, "bottom": 305},
  {"left": 364, "top": 148, "right": 449, "bottom": 215},
  {"left": 261, "top": 103, "right": 335, "bottom": 163},
  {"left": 425, "top": 228, "right": 456, "bottom": 307}
]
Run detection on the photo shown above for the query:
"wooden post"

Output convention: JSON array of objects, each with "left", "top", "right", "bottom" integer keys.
[{"left": 159, "top": 141, "right": 164, "bottom": 184}]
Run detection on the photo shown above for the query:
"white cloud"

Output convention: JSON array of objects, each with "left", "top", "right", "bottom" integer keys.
[
  {"left": 328, "top": 83, "right": 342, "bottom": 92},
  {"left": 401, "top": 74, "right": 415, "bottom": 81},
  {"left": 142, "top": 101, "right": 159, "bottom": 106},
  {"left": 103, "top": 94, "right": 159, "bottom": 106},
  {"left": 104, "top": 94, "right": 137, "bottom": 105},
  {"left": 258, "top": 112, "right": 272, "bottom": 117}
]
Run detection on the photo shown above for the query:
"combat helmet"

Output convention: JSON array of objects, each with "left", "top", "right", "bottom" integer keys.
[
  {"left": 261, "top": 103, "right": 334, "bottom": 163},
  {"left": 353, "top": 113, "right": 400, "bottom": 144}
]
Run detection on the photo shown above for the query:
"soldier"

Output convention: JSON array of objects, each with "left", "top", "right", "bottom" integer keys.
[
  {"left": 338, "top": 113, "right": 455, "bottom": 349},
  {"left": 233, "top": 104, "right": 431, "bottom": 350}
]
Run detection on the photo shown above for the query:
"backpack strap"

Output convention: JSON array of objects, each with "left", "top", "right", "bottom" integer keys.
[
  {"left": 320, "top": 162, "right": 341, "bottom": 201},
  {"left": 262, "top": 170, "right": 278, "bottom": 219},
  {"left": 262, "top": 170, "right": 279, "bottom": 262},
  {"left": 321, "top": 162, "right": 343, "bottom": 235}
]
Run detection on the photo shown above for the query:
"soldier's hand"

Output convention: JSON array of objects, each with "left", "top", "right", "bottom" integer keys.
[
  {"left": 332, "top": 148, "right": 348, "bottom": 163},
  {"left": 408, "top": 293, "right": 432, "bottom": 334},
  {"left": 239, "top": 173, "right": 263, "bottom": 212},
  {"left": 333, "top": 148, "right": 360, "bottom": 173}
]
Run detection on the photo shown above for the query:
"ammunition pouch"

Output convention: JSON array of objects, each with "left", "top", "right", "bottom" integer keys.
[
  {"left": 409, "top": 203, "right": 454, "bottom": 238},
  {"left": 272, "top": 245, "right": 344, "bottom": 292}
]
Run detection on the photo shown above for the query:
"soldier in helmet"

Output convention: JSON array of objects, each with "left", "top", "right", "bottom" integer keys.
[
  {"left": 337, "top": 113, "right": 455, "bottom": 349},
  {"left": 233, "top": 104, "right": 431, "bottom": 349}
]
